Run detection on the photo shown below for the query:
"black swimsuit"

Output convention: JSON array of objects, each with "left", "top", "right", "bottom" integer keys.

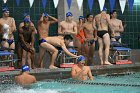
[{"left": 97, "top": 30, "right": 108, "bottom": 38}]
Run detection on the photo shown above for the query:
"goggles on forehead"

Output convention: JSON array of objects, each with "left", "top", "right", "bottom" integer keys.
[{"left": 66, "top": 12, "right": 73, "bottom": 17}]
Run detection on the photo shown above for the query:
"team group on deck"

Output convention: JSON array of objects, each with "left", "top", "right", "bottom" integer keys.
[{"left": 0, "top": 7, "right": 124, "bottom": 70}]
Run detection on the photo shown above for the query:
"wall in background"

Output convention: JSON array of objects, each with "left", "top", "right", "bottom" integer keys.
[
  {"left": 83, "top": 0, "right": 140, "bottom": 49},
  {"left": 0, "top": 0, "right": 140, "bottom": 52},
  {"left": 0, "top": 0, "right": 58, "bottom": 52}
]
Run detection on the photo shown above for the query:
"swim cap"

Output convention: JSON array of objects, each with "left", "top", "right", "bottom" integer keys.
[
  {"left": 44, "top": 12, "right": 49, "bottom": 17},
  {"left": 102, "top": 7, "right": 107, "bottom": 11},
  {"left": 21, "top": 65, "right": 30, "bottom": 72},
  {"left": 24, "top": 18, "right": 30, "bottom": 23},
  {"left": 2, "top": 7, "right": 9, "bottom": 13},
  {"left": 77, "top": 55, "right": 86, "bottom": 62},
  {"left": 23, "top": 13, "right": 30, "bottom": 18},
  {"left": 79, "top": 16, "right": 84, "bottom": 20},
  {"left": 66, "top": 12, "right": 73, "bottom": 17}
]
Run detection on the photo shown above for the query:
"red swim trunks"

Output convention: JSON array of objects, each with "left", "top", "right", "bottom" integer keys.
[{"left": 76, "top": 29, "right": 85, "bottom": 44}]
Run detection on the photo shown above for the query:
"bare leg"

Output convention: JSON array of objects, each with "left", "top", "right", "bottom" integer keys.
[
  {"left": 9, "top": 42, "right": 15, "bottom": 52},
  {"left": 22, "top": 49, "right": 27, "bottom": 67},
  {"left": 37, "top": 46, "right": 45, "bottom": 68},
  {"left": 9, "top": 42, "right": 15, "bottom": 66},
  {"left": 84, "top": 42, "right": 90, "bottom": 65},
  {"left": 88, "top": 43, "right": 95, "bottom": 66},
  {"left": 98, "top": 37, "right": 104, "bottom": 65},
  {"left": 41, "top": 43, "right": 58, "bottom": 69},
  {"left": 103, "top": 33, "right": 112, "bottom": 65},
  {"left": 1, "top": 41, "right": 9, "bottom": 49},
  {"left": 17, "top": 43, "right": 23, "bottom": 69},
  {"left": 74, "top": 39, "right": 82, "bottom": 55},
  {"left": 27, "top": 52, "right": 32, "bottom": 69}
]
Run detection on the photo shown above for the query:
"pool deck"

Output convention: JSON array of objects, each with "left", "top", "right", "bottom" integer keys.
[{"left": 0, "top": 63, "right": 140, "bottom": 80}]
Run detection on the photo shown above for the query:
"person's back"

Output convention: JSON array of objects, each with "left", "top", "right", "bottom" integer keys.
[
  {"left": 15, "top": 65, "right": 36, "bottom": 85},
  {"left": 15, "top": 72, "right": 36, "bottom": 85}
]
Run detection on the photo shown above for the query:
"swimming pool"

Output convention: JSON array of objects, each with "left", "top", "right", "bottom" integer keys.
[{"left": 0, "top": 72, "right": 140, "bottom": 93}]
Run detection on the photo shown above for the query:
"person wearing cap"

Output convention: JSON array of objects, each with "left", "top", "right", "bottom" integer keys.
[
  {"left": 17, "top": 17, "right": 36, "bottom": 69},
  {"left": 0, "top": 7, "right": 16, "bottom": 52},
  {"left": 71, "top": 55, "right": 93, "bottom": 81},
  {"left": 75, "top": 16, "right": 86, "bottom": 55},
  {"left": 15, "top": 65, "right": 36, "bottom": 85},
  {"left": 81, "top": 14, "right": 97, "bottom": 66},
  {"left": 110, "top": 10, "right": 124, "bottom": 43},
  {"left": 37, "top": 35, "right": 80, "bottom": 69},
  {"left": 58, "top": 12, "right": 77, "bottom": 42},
  {"left": 19, "top": 13, "right": 37, "bottom": 34},
  {"left": 93, "top": 7, "right": 112, "bottom": 65},
  {"left": 38, "top": 12, "right": 58, "bottom": 39},
  {"left": 37, "top": 12, "right": 58, "bottom": 68}
]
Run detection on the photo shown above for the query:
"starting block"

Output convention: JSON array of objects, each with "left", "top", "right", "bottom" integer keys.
[
  {"left": 109, "top": 46, "right": 132, "bottom": 64},
  {"left": 116, "top": 60, "right": 132, "bottom": 65},
  {"left": 56, "top": 48, "right": 78, "bottom": 68},
  {"left": 0, "top": 67, "right": 15, "bottom": 72},
  {"left": 60, "top": 63, "right": 77, "bottom": 68}
]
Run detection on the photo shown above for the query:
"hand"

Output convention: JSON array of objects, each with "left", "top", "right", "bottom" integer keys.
[
  {"left": 29, "top": 47, "right": 35, "bottom": 54},
  {"left": 111, "top": 33, "right": 115, "bottom": 37},
  {"left": 94, "top": 37, "right": 97, "bottom": 41}
]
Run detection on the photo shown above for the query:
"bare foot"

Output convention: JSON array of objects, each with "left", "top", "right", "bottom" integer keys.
[
  {"left": 101, "top": 61, "right": 104, "bottom": 65},
  {"left": 49, "top": 65, "right": 58, "bottom": 69},
  {"left": 104, "top": 61, "right": 113, "bottom": 65}
]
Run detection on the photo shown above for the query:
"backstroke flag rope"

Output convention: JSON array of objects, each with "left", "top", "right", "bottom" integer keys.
[
  {"left": 77, "top": 0, "right": 83, "bottom": 10},
  {"left": 119, "top": 0, "right": 126, "bottom": 14},
  {"left": 88, "top": 0, "right": 94, "bottom": 12},
  {"left": 67, "top": 0, "right": 72, "bottom": 10},
  {"left": 98, "top": 0, "right": 105, "bottom": 11},
  {"left": 53, "top": 0, "right": 59, "bottom": 8},
  {"left": 16, "top": 0, "right": 20, "bottom": 6},
  {"left": 109, "top": 0, "right": 116, "bottom": 12},
  {"left": 29, "top": 0, "right": 34, "bottom": 8},
  {"left": 42, "top": 0, "right": 47, "bottom": 9},
  {"left": 128, "top": 0, "right": 134, "bottom": 13}
]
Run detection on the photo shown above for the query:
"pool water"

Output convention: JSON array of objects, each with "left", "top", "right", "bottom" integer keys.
[{"left": 1, "top": 72, "right": 140, "bottom": 93}]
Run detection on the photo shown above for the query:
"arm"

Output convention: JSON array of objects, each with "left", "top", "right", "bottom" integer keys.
[
  {"left": 58, "top": 22, "right": 63, "bottom": 35},
  {"left": 49, "top": 15, "right": 58, "bottom": 24},
  {"left": 87, "top": 67, "right": 93, "bottom": 80},
  {"left": 61, "top": 41, "right": 79, "bottom": 57},
  {"left": 30, "top": 22, "right": 37, "bottom": 34},
  {"left": 71, "top": 22, "right": 78, "bottom": 35},
  {"left": 19, "top": 24, "right": 31, "bottom": 52},
  {"left": 116, "top": 20, "right": 124, "bottom": 32},
  {"left": 93, "top": 18, "right": 97, "bottom": 31},
  {"left": 30, "top": 26, "right": 35, "bottom": 48},
  {"left": 106, "top": 14, "right": 111, "bottom": 26},
  {"left": 39, "top": 13, "right": 44, "bottom": 22},
  {"left": 10, "top": 18, "right": 16, "bottom": 32}
]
